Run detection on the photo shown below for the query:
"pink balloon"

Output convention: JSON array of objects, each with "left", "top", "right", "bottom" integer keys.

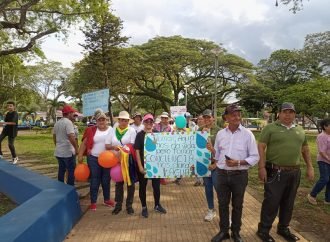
[{"left": 110, "top": 164, "right": 123, "bottom": 182}]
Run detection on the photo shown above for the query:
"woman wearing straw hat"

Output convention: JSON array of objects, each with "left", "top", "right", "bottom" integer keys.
[{"left": 105, "top": 111, "right": 137, "bottom": 215}]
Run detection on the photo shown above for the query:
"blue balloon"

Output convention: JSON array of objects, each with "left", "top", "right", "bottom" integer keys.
[{"left": 175, "top": 115, "right": 186, "bottom": 129}]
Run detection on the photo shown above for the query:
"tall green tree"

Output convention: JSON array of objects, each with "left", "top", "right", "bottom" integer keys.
[
  {"left": 77, "top": 11, "right": 129, "bottom": 122},
  {"left": 239, "top": 48, "right": 320, "bottom": 115},
  {"left": 124, "top": 36, "right": 254, "bottom": 114},
  {"left": 0, "top": 0, "right": 109, "bottom": 56},
  {"left": 303, "top": 31, "right": 330, "bottom": 75},
  {"left": 277, "top": 78, "right": 330, "bottom": 131},
  {"left": 0, "top": 55, "right": 41, "bottom": 108}
]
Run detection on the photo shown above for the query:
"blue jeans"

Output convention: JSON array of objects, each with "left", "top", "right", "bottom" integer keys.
[
  {"left": 203, "top": 170, "right": 217, "bottom": 210},
  {"left": 310, "top": 161, "right": 330, "bottom": 202},
  {"left": 56, "top": 155, "right": 76, "bottom": 186},
  {"left": 87, "top": 155, "right": 111, "bottom": 204}
]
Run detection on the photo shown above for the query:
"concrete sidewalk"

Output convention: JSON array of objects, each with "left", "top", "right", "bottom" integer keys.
[{"left": 66, "top": 178, "right": 308, "bottom": 242}]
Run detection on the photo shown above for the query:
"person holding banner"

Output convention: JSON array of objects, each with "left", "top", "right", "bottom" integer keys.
[
  {"left": 105, "top": 111, "right": 137, "bottom": 215},
  {"left": 211, "top": 104, "right": 259, "bottom": 242},
  {"left": 135, "top": 113, "right": 167, "bottom": 218},
  {"left": 78, "top": 109, "right": 114, "bottom": 211},
  {"left": 198, "top": 109, "right": 220, "bottom": 222}
]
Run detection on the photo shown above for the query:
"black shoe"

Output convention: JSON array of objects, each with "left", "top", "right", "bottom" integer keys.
[
  {"left": 277, "top": 228, "right": 300, "bottom": 241},
  {"left": 141, "top": 207, "right": 148, "bottom": 218},
  {"left": 256, "top": 231, "right": 275, "bottom": 242},
  {"left": 112, "top": 207, "right": 122, "bottom": 215},
  {"left": 127, "top": 207, "right": 134, "bottom": 215},
  {"left": 231, "top": 231, "right": 243, "bottom": 242},
  {"left": 154, "top": 204, "right": 167, "bottom": 214},
  {"left": 211, "top": 231, "right": 230, "bottom": 242}
]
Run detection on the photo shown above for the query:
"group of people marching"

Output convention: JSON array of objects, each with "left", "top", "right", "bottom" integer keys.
[{"left": 50, "top": 102, "right": 330, "bottom": 242}]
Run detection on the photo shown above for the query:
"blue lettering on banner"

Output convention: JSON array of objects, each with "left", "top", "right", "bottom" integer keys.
[{"left": 144, "top": 131, "right": 211, "bottom": 178}]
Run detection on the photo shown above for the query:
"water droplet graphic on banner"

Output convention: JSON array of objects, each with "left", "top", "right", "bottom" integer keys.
[
  {"left": 196, "top": 161, "right": 208, "bottom": 176},
  {"left": 204, "top": 152, "right": 211, "bottom": 159},
  {"left": 145, "top": 137, "right": 156, "bottom": 152},
  {"left": 196, "top": 133, "right": 207, "bottom": 149},
  {"left": 197, "top": 150, "right": 203, "bottom": 157}
]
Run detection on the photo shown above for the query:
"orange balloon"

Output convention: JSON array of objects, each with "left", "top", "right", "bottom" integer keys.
[
  {"left": 74, "top": 163, "right": 90, "bottom": 182},
  {"left": 98, "top": 150, "right": 119, "bottom": 168}
]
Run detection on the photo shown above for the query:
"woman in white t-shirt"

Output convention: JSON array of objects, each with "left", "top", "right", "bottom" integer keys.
[
  {"left": 105, "top": 111, "right": 137, "bottom": 215},
  {"left": 78, "top": 110, "right": 114, "bottom": 211}
]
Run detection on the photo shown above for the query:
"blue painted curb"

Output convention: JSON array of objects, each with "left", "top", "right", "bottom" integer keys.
[{"left": 0, "top": 159, "right": 82, "bottom": 242}]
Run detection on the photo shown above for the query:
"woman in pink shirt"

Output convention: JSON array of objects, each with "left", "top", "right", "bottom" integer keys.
[{"left": 307, "top": 118, "right": 330, "bottom": 205}]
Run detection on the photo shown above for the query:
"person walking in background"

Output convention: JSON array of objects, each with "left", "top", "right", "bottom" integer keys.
[
  {"left": 184, "top": 112, "right": 196, "bottom": 131},
  {"left": 131, "top": 112, "right": 144, "bottom": 133},
  {"left": 257, "top": 102, "right": 314, "bottom": 242},
  {"left": 135, "top": 113, "right": 167, "bottom": 218},
  {"left": 53, "top": 105, "right": 79, "bottom": 186},
  {"left": 307, "top": 118, "right": 330, "bottom": 205},
  {"left": 211, "top": 104, "right": 259, "bottom": 242},
  {"left": 78, "top": 109, "right": 114, "bottom": 211},
  {"left": 106, "top": 111, "right": 137, "bottom": 215},
  {"left": 199, "top": 109, "right": 220, "bottom": 222},
  {"left": 0, "top": 101, "right": 19, "bottom": 164}
]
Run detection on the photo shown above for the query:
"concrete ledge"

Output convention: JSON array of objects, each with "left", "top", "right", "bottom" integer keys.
[{"left": 0, "top": 159, "right": 82, "bottom": 242}]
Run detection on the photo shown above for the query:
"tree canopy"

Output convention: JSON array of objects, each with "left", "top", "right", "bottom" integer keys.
[{"left": 0, "top": 0, "right": 110, "bottom": 56}]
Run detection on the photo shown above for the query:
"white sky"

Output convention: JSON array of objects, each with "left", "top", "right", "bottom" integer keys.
[{"left": 41, "top": 0, "right": 330, "bottom": 68}]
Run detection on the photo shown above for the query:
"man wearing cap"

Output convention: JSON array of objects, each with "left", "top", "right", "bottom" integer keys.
[
  {"left": 154, "top": 112, "right": 172, "bottom": 132},
  {"left": 131, "top": 112, "right": 144, "bottom": 133},
  {"left": 53, "top": 105, "right": 79, "bottom": 186},
  {"left": 199, "top": 109, "right": 220, "bottom": 222},
  {"left": 211, "top": 104, "right": 259, "bottom": 242},
  {"left": 257, "top": 102, "right": 314, "bottom": 242}
]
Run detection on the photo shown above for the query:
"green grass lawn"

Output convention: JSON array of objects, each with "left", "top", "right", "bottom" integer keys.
[
  {"left": 0, "top": 193, "right": 16, "bottom": 216},
  {"left": 15, "top": 133, "right": 56, "bottom": 164},
  {"left": 250, "top": 131, "right": 330, "bottom": 219}
]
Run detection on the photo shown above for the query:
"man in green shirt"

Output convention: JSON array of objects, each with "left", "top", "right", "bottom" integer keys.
[{"left": 257, "top": 102, "right": 314, "bottom": 242}]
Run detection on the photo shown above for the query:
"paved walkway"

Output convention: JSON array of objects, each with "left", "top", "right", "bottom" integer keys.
[{"left": 65, "top": 178, "right": 309, "bottom": 242}]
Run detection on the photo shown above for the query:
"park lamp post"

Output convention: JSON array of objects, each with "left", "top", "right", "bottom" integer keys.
[
  {"left": 211, "top": 47, "right": 222, "bottom": 122},
  {"left": 184, "top": 84, "right": 189, "bottom": 108}
]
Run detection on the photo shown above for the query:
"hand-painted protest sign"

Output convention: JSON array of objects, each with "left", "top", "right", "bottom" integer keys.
[
  {"left": 170, "top": 106, "right": 187, "bottom": 118},
  {"left": 144, "top": 131, "right": 211, "bottom": 178},
  {"left": 82, "top": 89, "right": 109, "bottom": 116}
]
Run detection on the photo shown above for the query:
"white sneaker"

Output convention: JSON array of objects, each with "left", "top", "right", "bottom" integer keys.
[
  {"left": 0, "top": 155, "right": 3, "bottom": 159},
  {"left": 307, "top": 194, "right": 317, "bottom": 205},
  {"left": 12, "top": 157, "right": 19, "bottom": 165},
  {"left": 204, "top": 209, "right": 216, "bottom": 222}
]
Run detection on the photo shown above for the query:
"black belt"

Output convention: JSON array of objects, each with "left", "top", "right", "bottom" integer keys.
[
  {"left": 218, "top": 168, "right": 247, "bottom": 175},
  {"left": 272, "top": 165, "right": 300, "bottom": 171}
]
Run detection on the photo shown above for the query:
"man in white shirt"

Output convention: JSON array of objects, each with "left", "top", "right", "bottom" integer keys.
[{"left": 211, "top": 104, "right": 259, "bottom": 242}]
